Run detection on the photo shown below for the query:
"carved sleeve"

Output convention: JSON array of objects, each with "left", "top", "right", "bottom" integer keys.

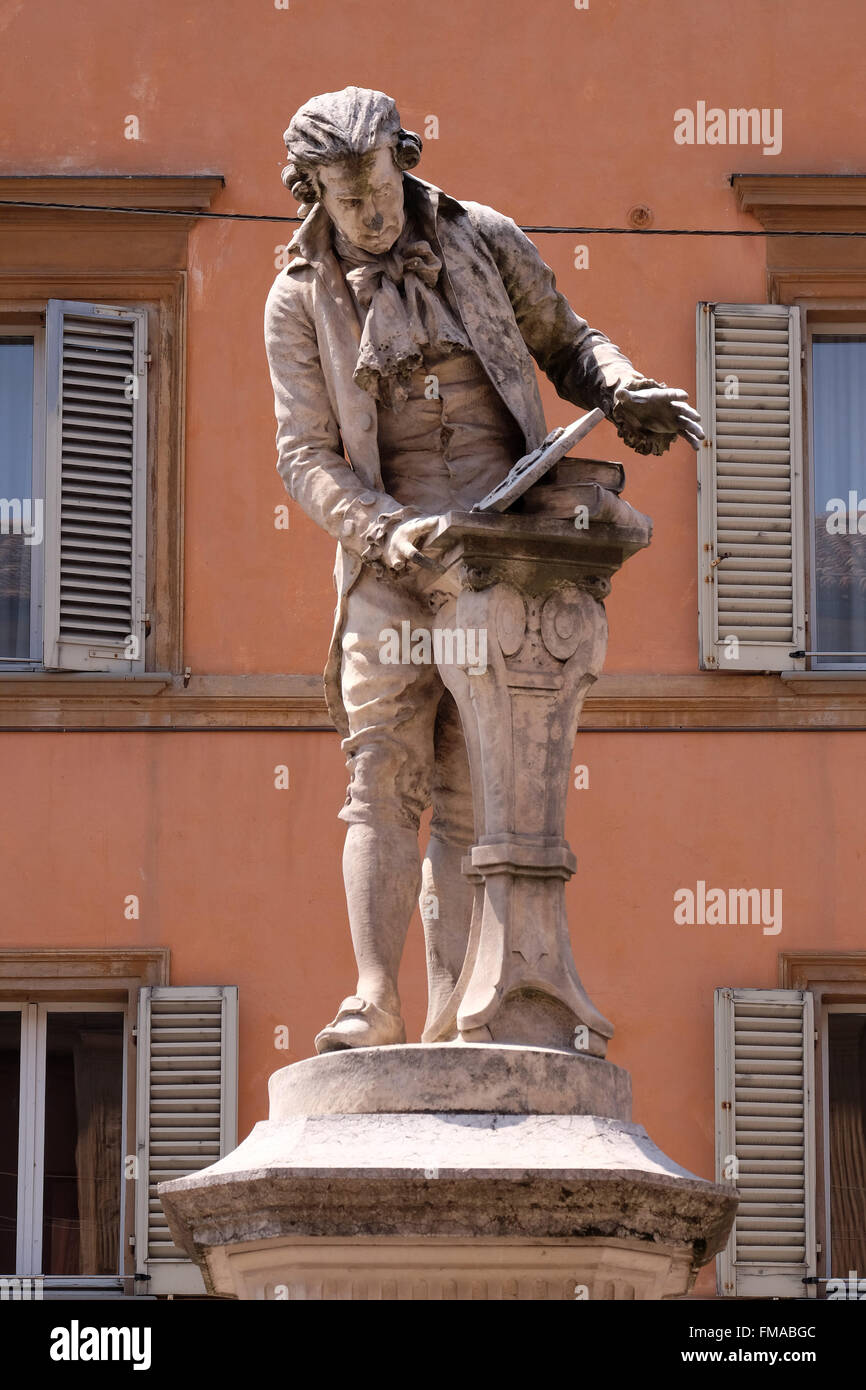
[
  {"left": 264, "top": 275, "right": 416, "bottom": 559},
  {"left": 471, "top": 205, "right": 649, "bottom": 420}
]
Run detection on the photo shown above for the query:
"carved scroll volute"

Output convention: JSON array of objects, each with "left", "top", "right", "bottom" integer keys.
[
  {"left": 540, "top": 587, "right": 607, "bottom": 667},
  {"left": 495, "top": 587, "right": 527, "bottom": 657}
]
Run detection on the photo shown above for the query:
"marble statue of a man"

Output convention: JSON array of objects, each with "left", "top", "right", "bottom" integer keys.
[{"left": 264, "top": 86, "right": 703, "bottom": 1054}]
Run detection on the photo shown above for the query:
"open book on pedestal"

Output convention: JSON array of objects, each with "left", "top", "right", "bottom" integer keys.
[{"left": 472, "top": 407, "right": 606, "bottom": 513}]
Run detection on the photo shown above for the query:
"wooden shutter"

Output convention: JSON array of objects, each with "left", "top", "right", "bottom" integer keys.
[
  {"left": 135, "top": 986, "right": 239, "bottom": 1296},
  {"left": 715, "top": 987, "right": 817, "bottom": 1298},
  {"left": 696, "top": 304, "right": 805, "bottom": 671},
  {"left": 43, "top": 299, "right": 147, "bottom": 671}
]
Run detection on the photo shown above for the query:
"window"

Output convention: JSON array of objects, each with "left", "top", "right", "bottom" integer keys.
[
  {"left": 0, "top": 332, "right": 40, "bottom": 663},
  {"left": 823, "top": 1006, "right": 866, "bottom": 1278},
  {"left": 715, "top": 977, "right": 866, "bottom": 1298},
  {"left": 0, "top": 172, "right": 225, "bottom": 699},
  {"left": 0, "top": 959, "right": 237, "bottom": 1299},
  {"left": 1, "top": 1003, "right": 127, "bottom": 1291},
  {"left": 808, "top": 328, "right": 866, "bottom": 669},
  {"left": 0, "top": 300, "right": 147, "bottom": 674},
  {"left": 697, "top": 302, "right": 866, "bottom": 673}
]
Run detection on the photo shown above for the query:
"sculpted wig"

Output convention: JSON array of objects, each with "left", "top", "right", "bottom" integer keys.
[{"left": 282, "top": 86, "right": 422, "bottom": 207}]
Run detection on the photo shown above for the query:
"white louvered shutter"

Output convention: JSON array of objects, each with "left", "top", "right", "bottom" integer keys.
[
  {"left": 135, "top": 986, "right": 239, "bottom": 1295},
  {"left": 43, "top": 299, "right": 147, "bottom": 671},
  {"left": 715, "top": 987, "right": 817, "bottom": 1298},
  {"left": 696, "top": 304, "right": 805, "bottom": 671}
]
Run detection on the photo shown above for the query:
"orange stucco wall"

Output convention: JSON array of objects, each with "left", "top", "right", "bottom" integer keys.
[
  {"left": 3, "top": 726, "right": 863, "bottom": 1291},
  {"left": 3, "top": 0, "right": 866, "bottom": 1296}
]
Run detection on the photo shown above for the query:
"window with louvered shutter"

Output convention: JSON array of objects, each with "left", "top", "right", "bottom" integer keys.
[
  {"left": 135, "top": 986, "right": 238, "bottom": 1296},
  {"left": 696, "top": 304, "right": 806, "bottom": 672},
  {"left": 715, "top": 987, "right": 817, "bottom": 1298},
  {"left": 43, "top": 299, "right": 147, "bottom": 672}
]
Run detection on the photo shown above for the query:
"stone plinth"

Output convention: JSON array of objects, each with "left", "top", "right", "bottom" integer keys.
[{"left": 160, "top": 1046, "right": 736, "bottom": 1301}]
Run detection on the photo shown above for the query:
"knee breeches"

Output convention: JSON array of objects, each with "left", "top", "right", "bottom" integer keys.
[{"left": 338, "top": 568, "right": 475, "bottom": 847}]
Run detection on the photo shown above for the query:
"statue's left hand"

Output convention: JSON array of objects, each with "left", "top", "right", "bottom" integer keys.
[{"left": 611, "top": 379, "right": 705, "bottom": 456}]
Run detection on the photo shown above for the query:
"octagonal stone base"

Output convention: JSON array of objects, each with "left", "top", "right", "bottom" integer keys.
[{"left": 160, "top": 1046, "right": 736, "bottom": 1300}]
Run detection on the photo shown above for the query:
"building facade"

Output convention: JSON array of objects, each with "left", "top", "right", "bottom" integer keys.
[{"left": 0, "top": 0, "right": 864, "bottom": 1298}]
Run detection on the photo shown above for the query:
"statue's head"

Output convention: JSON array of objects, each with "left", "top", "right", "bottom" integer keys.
[{"left": 282, "top": 86, "right": 422, "bottom": 254}]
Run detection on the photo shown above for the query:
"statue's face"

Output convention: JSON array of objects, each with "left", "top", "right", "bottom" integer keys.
[{"left": 316, "top": 144, "right": 405, "bottom": 254}]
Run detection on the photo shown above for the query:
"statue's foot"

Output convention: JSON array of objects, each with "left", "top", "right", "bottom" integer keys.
[{"left": 314, "top": 995, "right": 406, "bottom": 1054}]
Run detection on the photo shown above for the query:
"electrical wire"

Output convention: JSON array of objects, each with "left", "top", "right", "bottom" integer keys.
[{"left": 0, "top": 199, "right": 864, "bottom": 236}]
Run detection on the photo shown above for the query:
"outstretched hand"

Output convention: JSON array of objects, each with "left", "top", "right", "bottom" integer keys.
[{"left": 612, "top": 379, "right": 705, "bottom": 456}]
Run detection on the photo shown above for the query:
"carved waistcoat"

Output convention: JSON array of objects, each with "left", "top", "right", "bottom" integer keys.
[{"left": 377, "top": 341, "right": 524, "bottom": 514}]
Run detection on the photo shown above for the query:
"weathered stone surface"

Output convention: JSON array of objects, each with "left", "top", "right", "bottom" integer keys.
[
  {"left": 269, "top": 1043, "right": 632, "bottom": 1120},
  {"left": 160, "top": 1046, "right": 736, "bottom": 1300},
  {"left": 160, "top": 1109, "right": 736, "bottom": 1299}
]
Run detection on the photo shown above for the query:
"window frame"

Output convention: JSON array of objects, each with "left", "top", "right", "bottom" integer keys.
[
  {"left": 779, "top": 952, "right": 866, "bottom": 1294},
  {"left": 803, "top": 309, "right": 866, "bottom": 671},
  {"left": 0, "top": 174, "right": 224, "bottom": 702},
  {"left": 0, "top": 298, "right": 152, "bottom": 675},
  {"left": 0, "top": 948, "right": 168, "bottom": 1296},
  {"left": 0, "top": 282, "right": 184, "bottom": 692},
  {"left": 0, "top": 318, "right": 46, "bottom": 668},
  {"left": 0, "top": 998, "right": 129, "bottom": 1290},
  {"left": 820, "top": 1000, "right": 866, "bottom": 1281}
]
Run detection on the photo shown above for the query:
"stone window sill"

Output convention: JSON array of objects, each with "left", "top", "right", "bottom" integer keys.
[
  {"left": 779, "top": 671, "right": 866, "bottom": 693},
  {"left": 0, "top": 672, "right": 173, "bottom": 697}
]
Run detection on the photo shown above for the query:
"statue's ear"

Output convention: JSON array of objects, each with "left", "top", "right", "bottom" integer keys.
[
  {"left": 282, "top": 163, "right": 318, "bottom": 207},
  {"left": 394, "top": 129, "right": 423, "bottom": 171}
]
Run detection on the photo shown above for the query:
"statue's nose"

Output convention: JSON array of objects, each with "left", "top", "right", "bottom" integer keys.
[{"left": 366, "top": 211, "right": 384, "bottom": 231}]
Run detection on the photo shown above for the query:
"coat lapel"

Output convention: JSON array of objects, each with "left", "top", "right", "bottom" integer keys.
[
  {"left": 287, "top": 205, "right": 361, "bottom": 346},
  {"left": 406, "top": 176, "right": 547, "bottom": 450}
]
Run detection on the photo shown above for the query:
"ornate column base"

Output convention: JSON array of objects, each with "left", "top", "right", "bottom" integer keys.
[{"left": 160, "top": 1046, "right": 736, "bottom": 1301}]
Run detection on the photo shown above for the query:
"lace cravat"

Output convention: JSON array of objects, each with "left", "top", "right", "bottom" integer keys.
[{"left": 334, "top": 221, "right": 470, "bottom": 410}]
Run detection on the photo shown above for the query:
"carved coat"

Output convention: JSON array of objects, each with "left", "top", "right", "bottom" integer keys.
[{"left": 264, "top": 173, "right": 643, "bottom": 735}]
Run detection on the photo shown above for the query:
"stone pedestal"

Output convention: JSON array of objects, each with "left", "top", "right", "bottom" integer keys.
[
  {"left": 160, "top": 1045, "right": 736, "bottom": 1300},
  {"left": 159, "top": 470, "right": 737, "bottom": 1298}
]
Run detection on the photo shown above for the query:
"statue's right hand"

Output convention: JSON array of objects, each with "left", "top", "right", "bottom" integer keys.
[{"left": 381, "top": 515, "right": 443, "bottom": 573}]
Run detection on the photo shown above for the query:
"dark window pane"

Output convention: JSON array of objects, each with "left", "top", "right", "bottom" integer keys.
[
  {"left": 41, "top": 1013, "right": 123, "bottom": 1277},
  {"left": 0, "top": 1012, "right": 21, "bottom": 1271},
  {"left": 828, "top": 1012, "right": 866, "bottom": 1277},
  {"left": 812, "top": 336, "right": 866, "bottom": 667},
  {"left": 0, "top": 338, "right": 34, "bottom": 662}
]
